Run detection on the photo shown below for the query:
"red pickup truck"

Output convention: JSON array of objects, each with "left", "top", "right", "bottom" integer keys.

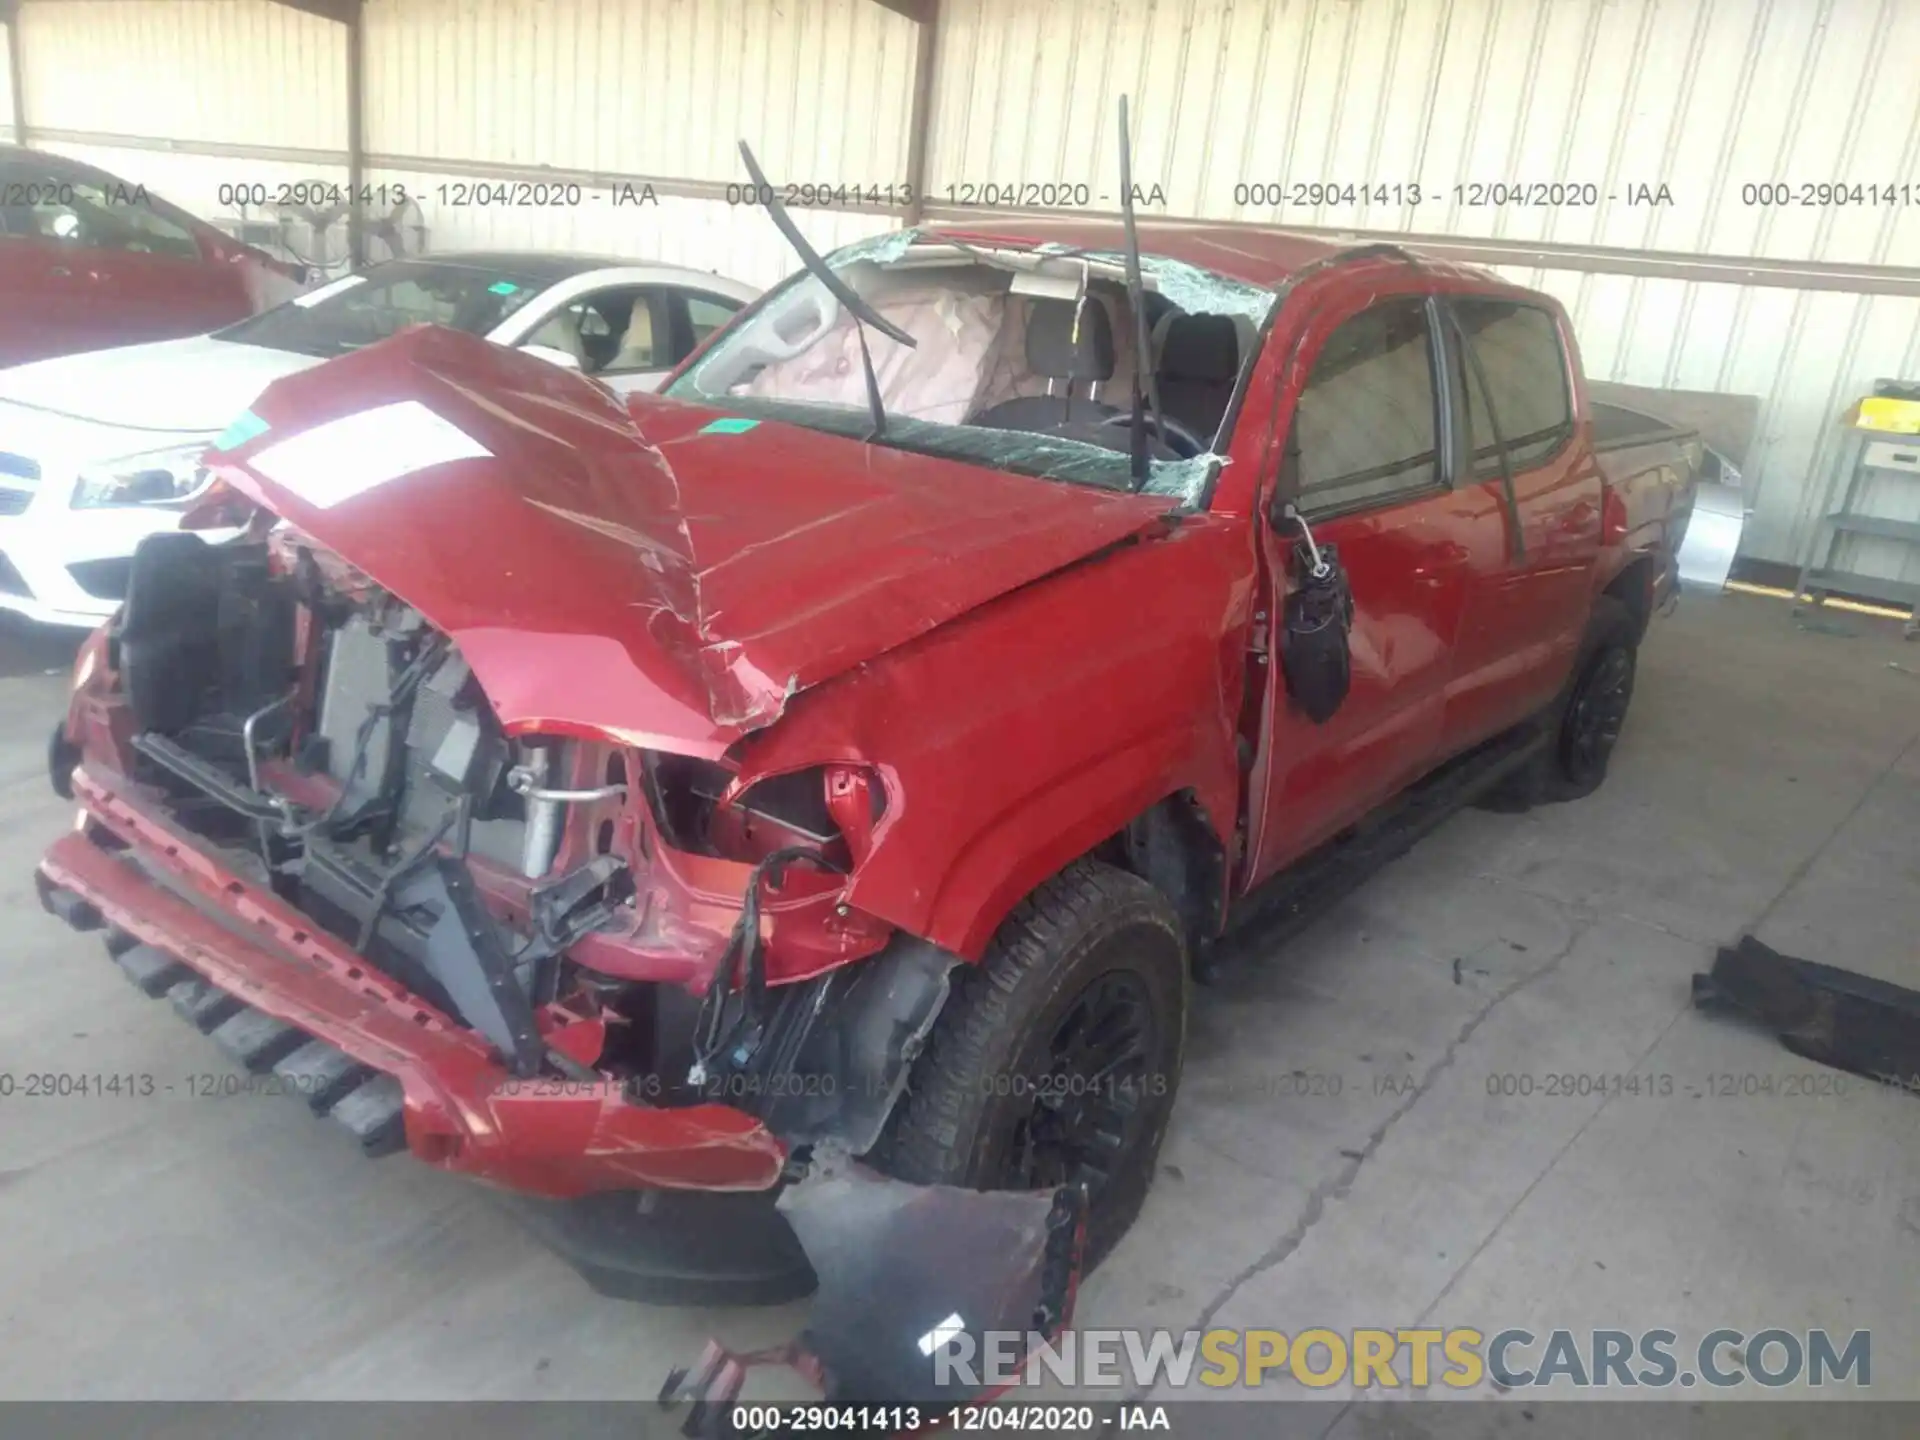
[{"left": 37, "top": 220, "right": 1693, "bottom": 1395}]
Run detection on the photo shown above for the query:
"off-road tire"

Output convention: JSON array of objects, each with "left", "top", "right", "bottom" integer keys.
[
  {"left": 874, "top": 859, "right": 1188, "bottom": 1269},
  {"left": 1480, "top": 595, "right": 1639, "bottom": 811}
]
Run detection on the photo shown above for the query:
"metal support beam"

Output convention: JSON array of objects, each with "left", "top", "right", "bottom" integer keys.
[
  {"left": 901, "top": 0, "right": 939, "bottom": 226},
  {"left": 258, "top": 0, "right": 364, "bottom": 265},
  {"left": 3, "top": 0, "right": 26, "bottom": 145},
  {"left": 344, "top": 0, "right": 364, "bottom": 265}
]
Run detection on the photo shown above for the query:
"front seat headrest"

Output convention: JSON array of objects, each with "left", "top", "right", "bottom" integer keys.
[
  {"left": 1159, "top": 313, "right": 1241, "bottom": 381},
  {"left": 1025, "top": 297, "right": 1115, "bottom": 383}
]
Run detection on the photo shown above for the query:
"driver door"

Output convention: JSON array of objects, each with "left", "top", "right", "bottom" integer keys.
[{"left": 1243, "top": 290, "right": 1474, "bottom": 884}]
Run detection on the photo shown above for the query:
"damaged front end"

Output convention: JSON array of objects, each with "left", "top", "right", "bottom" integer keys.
[{"left": 37, "top": 329, "right": 1101, "bottom": 1376}]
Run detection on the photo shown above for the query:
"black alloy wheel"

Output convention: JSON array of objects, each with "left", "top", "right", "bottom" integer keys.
[
  {"left": 999, "top": 969, "right": 1159, "bottom": 1196},
  {"left": 1560, "top": 643, "right": 1635, "bottom": 788}
]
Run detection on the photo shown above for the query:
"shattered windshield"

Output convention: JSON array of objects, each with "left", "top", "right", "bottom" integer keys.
[{"left": 664, "top": 231, "right": 1275, "bottom": 503}]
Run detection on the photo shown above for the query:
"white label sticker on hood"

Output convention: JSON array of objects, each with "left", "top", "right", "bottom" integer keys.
[{"left": 246, "top": 399, "right": 490, "bottom": 508}]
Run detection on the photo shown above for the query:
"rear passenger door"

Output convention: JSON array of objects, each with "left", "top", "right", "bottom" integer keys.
[
  {"left": 1246, "top": 291, "right": 1475, "bottom": 883},
  {"left": 1438, "top": 297, "right": 1603, "bottom": 755}
]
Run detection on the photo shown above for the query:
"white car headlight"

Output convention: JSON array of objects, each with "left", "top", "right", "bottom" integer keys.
[{"left": 72, "top": 444, "right": 214, "bottom": 509}]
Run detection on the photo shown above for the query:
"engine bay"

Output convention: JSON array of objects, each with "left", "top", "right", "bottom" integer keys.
[{"left": 98, "top": 524, "right": 936, "bottom": 1137}]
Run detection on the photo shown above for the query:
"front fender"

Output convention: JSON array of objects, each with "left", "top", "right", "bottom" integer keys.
[
  {"left": 733, "top": 516, "right": 1256, "bottom": 961},
  {"left": 923, "top": 725, "right": 1237, "bottom": 958}
]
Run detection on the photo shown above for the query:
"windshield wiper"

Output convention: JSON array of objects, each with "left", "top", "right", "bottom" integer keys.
[
  {"left": 737, "top": 141, "right": 916, "bottom": 441},
  {"left": 1116, "top": 95, "right": 1165, "bottom": 491}
]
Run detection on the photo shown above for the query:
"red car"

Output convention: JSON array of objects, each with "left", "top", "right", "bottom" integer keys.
[
  {"left": 0, "top": 146, "right": 305, "bottom": 368},
  {"left": 38, "top": 220, "right": 1694, "bottom": 1402}
]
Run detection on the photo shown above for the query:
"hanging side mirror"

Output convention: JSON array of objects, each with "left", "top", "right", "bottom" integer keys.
[{"left": 1274, "top": 501, "right": 1355, "bottom": 725}]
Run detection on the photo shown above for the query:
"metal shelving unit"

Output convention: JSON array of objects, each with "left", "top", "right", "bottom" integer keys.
[{"left": 1794, "top": 390, "right": 1920, "bottom": 639}]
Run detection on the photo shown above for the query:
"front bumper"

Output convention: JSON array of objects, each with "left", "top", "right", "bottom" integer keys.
[
  {"left": 40, "top": 767, "right": 1089, "bottom": 1340},
  {"left": 39, "top": 763, "right": 789, "bottom": 1198}
]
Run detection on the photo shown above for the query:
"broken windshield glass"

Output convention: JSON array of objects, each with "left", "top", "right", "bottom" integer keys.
[{"left": 665, "top": 231, "right": 1271, "bottom": 506}]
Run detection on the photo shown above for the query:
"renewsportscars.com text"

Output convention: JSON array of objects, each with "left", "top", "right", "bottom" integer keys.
[{"left": 930, "top": 1326, "right": 1871, "bottom": 1392}]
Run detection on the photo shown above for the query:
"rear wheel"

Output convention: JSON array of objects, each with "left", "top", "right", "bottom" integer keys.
[
  {"left": 1481, "top": 595, "right": 1639, "bottom": 810},
  {"left": 874, "top": 860, "right": 1187, "bottom": 1268},
  {"left": 1557, "top": 630, "right": 1636, "bottom": 795}
]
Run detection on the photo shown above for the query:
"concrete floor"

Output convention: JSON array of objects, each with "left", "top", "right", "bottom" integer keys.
[{"left": 3, "top": 590, "right": 1919, "bottom": 1421}]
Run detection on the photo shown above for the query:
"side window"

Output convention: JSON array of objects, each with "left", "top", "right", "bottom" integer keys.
[
  {"left": 523, "top": 287, "right": 662, "bottom": 374},
  {"left": 358, "top": 277, "right": 476, "bottom": 327},
  {"left": 603, "top": 290, "right": 665, "bottom": 372},
  {"left": 1293, "top": 297, "right": 1440, "bottom": 514},
  {"left": 1452, "top": 300, "right": 1573, "bottom": 473},
  {"left": 680, "top": 293, "right": 743, "bottom": 359},
  {"left": 33, "top": 175, "right": 202, "bottom": 259}
]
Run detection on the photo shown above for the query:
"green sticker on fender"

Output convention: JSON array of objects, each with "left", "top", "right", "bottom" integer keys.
[{"left": 699, "top": 417, "right": 760, "bottom": 435}]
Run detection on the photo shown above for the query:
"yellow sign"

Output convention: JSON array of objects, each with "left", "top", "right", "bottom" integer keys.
[{"left": 1854, "top": 396, "right": 1920, "bottom": 433}]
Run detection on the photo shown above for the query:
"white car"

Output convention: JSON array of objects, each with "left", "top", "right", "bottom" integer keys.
[{"left": 0, "top": 251, "right": 758, "bottom": 627}]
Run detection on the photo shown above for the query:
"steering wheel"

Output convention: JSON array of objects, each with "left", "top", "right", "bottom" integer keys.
[
  {"left": 752, "top": 284, "right": 843, "bottom": 362},
  {"left": 1097, "top": 409, "right": 1207, "bottom": 459}
]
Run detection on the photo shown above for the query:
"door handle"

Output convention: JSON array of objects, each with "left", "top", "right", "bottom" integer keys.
[{"left": 50, "top": 266, "right": 70, "bottom": 278}]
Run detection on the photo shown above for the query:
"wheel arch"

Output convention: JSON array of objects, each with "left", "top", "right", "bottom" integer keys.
[
  {"left": 917, "top": 732, "right": 1236, "bottom": 963},
  {"left": 1602, "top": 550, "right": 1659, "bottom": 643}
]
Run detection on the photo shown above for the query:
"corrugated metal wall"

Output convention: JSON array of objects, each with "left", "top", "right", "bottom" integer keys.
[
  {"left": 366, "top": 0, "right": 917, "bottom": 186},
  {"left": 22, "top": 0, "right": 342, "bottom": 149},
  {"left": 17, "top": 0, "right": 348, "bottom": 252},
  {"left": 929, "top": 0, "right": 1920, "bottom": 574},
  {"left": 11, "top": 0, "right": 1920, "bottom": 573},
  {"left": 930, "top": 0, "right": 1920, "bottom": 264},
  {"left": 0, "top": 17, "right": 12, "bottom": 145},
  {"left": 0, "top": 19, "right": 14, "bottom": 144},
  {"left": 358, "top": 0, "right": 913, "bottom": 279}
]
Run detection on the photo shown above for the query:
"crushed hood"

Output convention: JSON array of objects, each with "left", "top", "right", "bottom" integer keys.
[
  {"left": 212, "top": 325, "right": 1176, "bottom": 754},
  {"left": 0, "top": 335, "right": 321, "bottom": 433}
]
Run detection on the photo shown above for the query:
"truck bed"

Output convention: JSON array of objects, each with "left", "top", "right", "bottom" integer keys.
[{"left": 1592, "top": 399, "right": 1705, "bottom": 596}]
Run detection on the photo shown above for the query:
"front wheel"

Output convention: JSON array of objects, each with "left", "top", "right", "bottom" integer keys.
[{"left": 874, "top": 860, "right": 1187, "bottom": 1268}]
